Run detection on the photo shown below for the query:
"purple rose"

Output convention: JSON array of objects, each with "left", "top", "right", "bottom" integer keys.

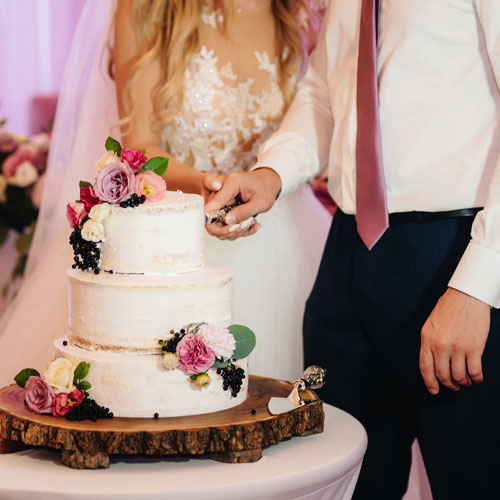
[
  {"left": 176, "top": 334, "right": 216, "bottom": 375},
  {"left": 25, "top": 376, "right": 55, "bottom": 414},
  {"left": 121, "top": 148, "right": 147, "bottom": 173},
  {"left": 94, "top": 162, "right": 135, "bottom": 203}
]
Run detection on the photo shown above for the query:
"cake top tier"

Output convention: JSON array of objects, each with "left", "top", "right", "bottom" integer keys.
[{"left": 66, "top": 137, "right": 207, "bottom": 275}]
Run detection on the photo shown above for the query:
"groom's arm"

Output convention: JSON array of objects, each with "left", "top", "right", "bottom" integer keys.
[{"left": 205, "top": 5, "right": 334, "bottom": 228}]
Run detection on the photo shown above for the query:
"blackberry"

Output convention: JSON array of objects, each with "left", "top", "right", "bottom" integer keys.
[
  {"left": 65, "top": 396, "right": 114, "bottom": 421},
  {"left": 69, "top": 226, "right": 101, "bottom": 273},
  {"left": 219, "top": 361, "right": 246, "bottom": 396}
]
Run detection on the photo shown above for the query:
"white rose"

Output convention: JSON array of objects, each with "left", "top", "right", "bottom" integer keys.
[
  {"left": 81, "top": 219, "right": 105, "bottom": 242},
  {"left": 95, "top": 151, "right": 120, "bottom": 172},
  {"left": 162, "top": 353, "right": 178, "bottom": 370},
  {"left": 89, "top": 203, "right": 111, "bottom": 222},
  {"left": 13, "top": 161, "right": 38, "bottom": 187},
  {"left": 44, "top": 356, "right": 79, "bottom": 394},
  {"left": 0, "top": 175, "right": 7, "bottom": 203}
]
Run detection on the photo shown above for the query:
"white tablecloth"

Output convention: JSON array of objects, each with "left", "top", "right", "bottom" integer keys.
[{"left": 0, "top": 404, "right": 367, "bottom": 500}]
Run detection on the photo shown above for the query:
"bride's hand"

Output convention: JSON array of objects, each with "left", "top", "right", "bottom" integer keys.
[{"left": 200, "top": 173, "right": 226, "bottom": 203}]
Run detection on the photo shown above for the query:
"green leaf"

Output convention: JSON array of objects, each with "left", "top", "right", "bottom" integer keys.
[
  {"left": 14, "top": 368, "right": 40, "bottom": 388},
  {"left": 2, "top": 283, "right": 8, "bottom": 298},
  {"left": 12, "top": 253, "right": 27, "bottom": 279},
  {"left": 78, "top": 380, "right": 92, "bottom": 391},
  {"left": 73, "top": 361, "right": 90, "bottom": 383},
  {"left": 213, "top": 359, "right": 229, "bottom": 368},
  {"left": 141, "top": 156, "right": 168, "bottom": 177},
  {"left": 79, "top": 180, "right": 92, "bottom": 188},
  {"left": 105, "top": 136, "right": 122, "bottom": 156},
  {"left": 229, "top": 325, "right": 256, "bottom": 360},
  {"left": 15, "top": 226, "right": 34, "bottom": 254},
  {"left": 0, "top": 117, "right": 6, "bottom": 126}
]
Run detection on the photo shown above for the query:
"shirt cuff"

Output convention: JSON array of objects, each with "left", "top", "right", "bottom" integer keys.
[
  {"left": 252, "top": 149, "right": 302, "bottom": 199},
  {"left": 449, "top": 240, "right": 500, "bottom": 308}
]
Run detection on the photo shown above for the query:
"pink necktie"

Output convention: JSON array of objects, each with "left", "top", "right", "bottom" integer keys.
[{"left": 355, "top": 0, "right": 388, "bottom": 250}]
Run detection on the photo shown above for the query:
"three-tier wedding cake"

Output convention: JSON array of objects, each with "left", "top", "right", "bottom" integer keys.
[{"left": 11, "top": 138, "right": 255, "bottom": 420}]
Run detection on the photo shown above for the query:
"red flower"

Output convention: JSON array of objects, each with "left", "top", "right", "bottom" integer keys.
[
  {"left": 52, "top": 388, "right": 84, "bottom": 417},
  {"left": 79, "top": 185, "right": 101, "bottom": 212},
  {"left": 121, "top": 148, "right": 147, "bottom": 173}
]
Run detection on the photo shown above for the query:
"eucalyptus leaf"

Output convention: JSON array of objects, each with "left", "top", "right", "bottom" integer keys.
[
  {"left": 229, "top": 324, "right": 256, "bottom": 360},
  {"left": 213, "top": 359, "right": 229, "bottom": 368},
  {"left": 73, "top": 361, "right": 90, "bottom": 383},
  {"left": 79, "top": 180, "right": 92, "bottom": 188},
  {"left": 105, "top": 136, "right": 122, "bottom": 155},
  {"left": 141, "top": 156, "right": 168, "bottom": 176},
  {"left": 14, "top": 368, "right": 40, "bottom": 388}
]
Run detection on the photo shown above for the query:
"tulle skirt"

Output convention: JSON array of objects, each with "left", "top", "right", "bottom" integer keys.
[
  {"left": 0, "top": 185, "right": 331, "bottom": 387},
  {"left": 206, "top": 184, "right": 331, "bottom": 381}
]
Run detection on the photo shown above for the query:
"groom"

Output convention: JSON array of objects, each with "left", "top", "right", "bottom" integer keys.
[{"left": 205, "top": 1, "right": 500, "bottom": 499}]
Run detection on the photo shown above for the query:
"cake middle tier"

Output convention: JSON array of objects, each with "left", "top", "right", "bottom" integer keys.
[{"left": 68, "top": 265, "right": 233, "bottom": 353}]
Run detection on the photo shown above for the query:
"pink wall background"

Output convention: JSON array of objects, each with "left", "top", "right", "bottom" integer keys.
[{"left": 0, "top": 0, "right": 86, "bottom": 135}]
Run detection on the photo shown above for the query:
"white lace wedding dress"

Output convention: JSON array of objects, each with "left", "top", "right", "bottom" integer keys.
[{"left": 0, "top": 0, "right": 331, "bottom": 386}]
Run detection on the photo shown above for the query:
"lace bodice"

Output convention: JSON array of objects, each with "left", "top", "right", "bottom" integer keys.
[{"left": 161, "top": 1, "right": 325, "bottom": 175}]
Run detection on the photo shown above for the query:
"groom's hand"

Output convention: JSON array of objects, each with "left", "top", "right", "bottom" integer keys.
[
  {"left": 419, "top": 287, "right": 490, "bottom": 395},
  {"left": 204, "top": 168, "right": 282, "bottom": 240}
]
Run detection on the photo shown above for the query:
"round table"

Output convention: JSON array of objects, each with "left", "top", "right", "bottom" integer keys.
[{"left": 0, "top": 404, "right": 367, "bottom": 500}]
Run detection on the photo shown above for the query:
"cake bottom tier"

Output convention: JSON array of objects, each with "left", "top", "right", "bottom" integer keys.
[{"left": 55, "top": 337, "right": 248, "bottom": 418}]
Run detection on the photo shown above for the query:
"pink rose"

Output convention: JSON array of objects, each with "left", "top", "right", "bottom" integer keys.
[
  {"left": 176, "top": 334, "right": 215, "bottom": 375},
  {"left": 66, "top": 201, "right": 87, "bottom": 228},
  {"left": 94, "top": 162, "right": 135, "bottom": 203},
  {"left": 80, "top": 185, "right": 101, "bottom": 212},
  {"left": 121, "top": 148, "right": 147, "bottom": 173},
  {"left": 52, "top": 388, "right": 84, "bottom": 417},
  {"left": 25, "top": 376, "right": 55, "bottom": 414},
  {"left": 134, "top": 171, "right": 166, "bottom": 203},
  {"left": 198, "top": 324, "right": 236, "bottom": 361},
  {"left": 2, "top": 144, "right": 37, "bottom": 178}
]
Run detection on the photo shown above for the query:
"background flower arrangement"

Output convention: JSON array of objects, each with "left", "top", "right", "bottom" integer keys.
[{"left": 0, "top": 119, "right": 50, "bottom": 298}]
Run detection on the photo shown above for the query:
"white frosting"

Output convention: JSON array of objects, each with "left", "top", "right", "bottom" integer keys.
[
  {"left": 67, "top": 265, "right": 233, "bottom": 352},
  {"left": 99, "top": 192, "right": 205, "bottom": 274},
  {"left": 55, "top": 337, "right": 248, "bottom": 418}
]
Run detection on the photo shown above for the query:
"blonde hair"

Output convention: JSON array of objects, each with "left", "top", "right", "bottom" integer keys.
[{"left": 111, "top": 0, "right": 315, "bottom": 137}]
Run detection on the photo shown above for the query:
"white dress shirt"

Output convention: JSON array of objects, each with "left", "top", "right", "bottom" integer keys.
[{"left": 255, "top": 0, "right": 500, "bottom": 308}]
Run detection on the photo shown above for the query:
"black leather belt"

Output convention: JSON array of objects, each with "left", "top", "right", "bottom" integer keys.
[{"left": 389, "top": 208, "right": 482, "bottom": 225}]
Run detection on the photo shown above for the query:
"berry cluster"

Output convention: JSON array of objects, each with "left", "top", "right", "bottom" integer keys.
[
  {"left": 120, "top": 193, "right": 146, "bottom": 208},
  {"left": 217, "top": 362, "right": 246, "bottom": 397},
  {"left": 159, "top": 328, "right": 186, "bottom": 353},
  {"left": 69, "top": 223, "right": 101, "bottom": 274},
  {"left": 65, "top": 396, "right": 114, "bottom": 421}
]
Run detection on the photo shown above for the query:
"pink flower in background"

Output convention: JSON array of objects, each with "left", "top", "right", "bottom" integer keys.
[
  {"left": 121, "top": 148, "right": 147, "bottom": 173},
  {"left": 134, "top": 171, "right": 166, "bottom": 203},
  {"left": 0, "top": 128, "right": 17, "bottom": 154},
  {"left": 24, "top": 376, "right": 55, "bottom": 414},
  {"left": 176, "top": 334, "right": 215, "bottom": 375},
  {"left": 2, "top": 144, "right": 37, "bottom": 177},
  {"left": 66, "top": 201, "right": 87, "bottom": 228},
  {"left": 198, "top": 324, "right": 235, "bottom": 361},
  {"left": 79, "top": 185, "right": 101, "bottom": 211},
  {"left": 94, "top": 162, "right": 135, "bottom": 203}
]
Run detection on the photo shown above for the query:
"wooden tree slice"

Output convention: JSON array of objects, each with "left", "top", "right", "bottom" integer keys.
[{"left": 0, "top": 375, "right": 324, "bottom": 469}]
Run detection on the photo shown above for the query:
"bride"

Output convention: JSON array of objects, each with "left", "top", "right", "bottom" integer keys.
[{"left": 0, "top": 0, "right": 330, "bottom": 385}]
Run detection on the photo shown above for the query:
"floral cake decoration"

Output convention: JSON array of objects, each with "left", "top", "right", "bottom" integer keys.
[
  {"left": 14, "top": 356, "right": 113, "bottom": 421},
  {"left": 159, "top": 322, "right": 256, "bottom": 397},
  {"left": 66, "top": 137, "right": 168, "bottom": 273}
]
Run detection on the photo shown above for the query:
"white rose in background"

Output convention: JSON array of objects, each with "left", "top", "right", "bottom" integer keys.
[
  {"left": 12, "top": 161, "right": 38, "bottom": 187},
  {"left": 0, "top": 174, "right": 7, "bottom": 203},
  {"left": 31, "top": 173, "right": 46, "bottom": 209},
  {"left": 95, "top": 151, "right": 120, "bottom": 172},
  {"left": 89, "top": 202, "right": 111, "bottom": 222},
  {"left": 44, "top": 357, "right": 79, "bottom": 394},
  {"left": 81, "top": 219, "right": 105, "bottom": 242}
]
